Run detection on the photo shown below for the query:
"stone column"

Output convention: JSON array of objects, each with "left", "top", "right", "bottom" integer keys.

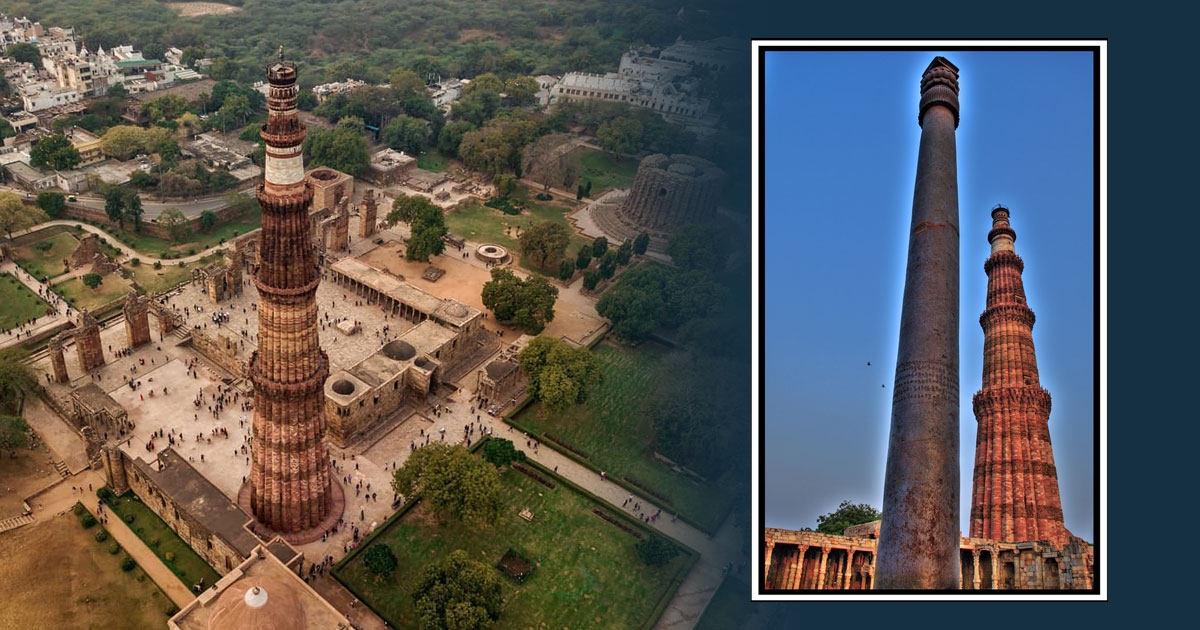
[
  {"left": 790, "top": 545, "right": 808, "bottom": 589},
  {"left": 876, "top": 56, "right": 961, "bottom": 590},
  {"left": 815, "top": 546, "right": 830, "bottom": 589},
  {"left": 991, "top": 553, "right": 1001, "bottom": 590},
  {"left": 843, "top": 550, "right": 855, "bottom": 589},
  {"left": 972, "top": 550, "right": 982, "bottom": 590},
  {"left": 49, "top": 334, "right": 70, "bottom": 383},
  {"left": 763, "top": 540, "right": 775, "bottom": 590}
]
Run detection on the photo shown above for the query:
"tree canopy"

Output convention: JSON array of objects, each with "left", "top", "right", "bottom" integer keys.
[
  {"left": 158, "top": 208, "right": 188, "bottom": 242},
  {"left": 481, "top": 438, "right": 524, "bottom": 468},
  {"left": 480, "top": 268, "right": 557, "bottom": 335},
  {"left": 0, "top": 348, "right": 36, "bottom": 416},
  {"left": 30, "top": 134, "right": 82, "bottom": 171},
  {"left": 391, "top": 443, "right": 502, "bottom": 525},
  {"left": 82, "top": 273, "right": 104, "bottom": 289},
  {"left": 518, "top": 221, "right": 570, "bottom": 269},
  {"left": 667, "top": 223, "right": 730, "bottom": 273},
  {"left": 36, "top": 191, "right": 66, "bottom": 218},
  {"left": 649, "top": 352, "right": 748, "bottom": 479},
  {"left": 406, "top": 203, "right": 448, "bottom": 263},
  {"left": 0, "top": 415, "right": 30, "bottom": 453},
  {"left": 381, "top": 115, "right": 430, "bottom": 155},
  {"left": 6, "top": 42, "right": 40, "bottom": 65},
  {"left": 516, "top": 336, "right": 601, "bottom": 416},
  {"left": 413, "top": 549, "right": 503, "bottom": 630},
  {"left": 363, "top": 544, "right": 398, "bottom": 579},
  {"left": 304, "top": 116, "right": 370, "bottom": 176},
  {"left": 596, "top": 263, "right": 725, "bottom": 343},
  {"left": 0, "top": 192, "right": 42, "bottom": 241},
  {"left": 816, "top": 500, "right": 881, "bottom": 535}
]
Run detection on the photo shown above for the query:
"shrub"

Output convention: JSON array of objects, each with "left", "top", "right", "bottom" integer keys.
[
  {"left": 108, "top": 542, "right": 121, "bottom": 555},
  {"left": 131, "top": 258, "right": 140, "bottom": 266},
  {"left": 164, "top": 552, "right": 175, "bottom": 563},
  {"left": 124, "top": 514, "right": 135, "bottom": 524},
  {"left": 535, "top": 193, "right": 552, "bottom": 201},
  {"left": 121, "top": 556, "right": 137, "bottom": 572},
  {"left": 73, "top": 503, "right": 87, "bottom": 516},
  {"left": 187, "top": 248, "right": 196, "bottom": 255},
  {"left": 635, "top": 535, "right": 680, "bottom": 567},
  {"left": 80, "top": 513, "right": 98, "bottom": 528},
  {"left": 364, "top": 544, "right": 398, "bottom": 578},
  {"left": 97, "top": 487, "right": 114, "bottom": 501},
  {"left": 34, "top": 241, "right": 53, "bottom": 252},
  {"left": 165, "top": 604, "right": 180, "bottom": 616},
  {"left": 150, "top": 537, "right": 160, "bottom": 548},
  {"left": 94, "top": 529, "right": 109, "bottom": 542},
  {"left": 153, "top": 261, "right": 162, "bottom": 270}
]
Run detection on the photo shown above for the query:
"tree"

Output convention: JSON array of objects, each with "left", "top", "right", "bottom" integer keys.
[
  {"left": 616, "top": 241, "right": 633, "bottom": 266},
  {"left": 123, "top": 191, "right": 144, "bottom": 233},
  {"left": 0, "top": 415, "right": 30, "bottom": 454},
  {"left": 30, "top": 134, "right": 82, "bottom": 171},
  {"left": 596, "top": 117, "right": 643, "bottom": 155},
  {"left": 582, "top": 269, "right": 601, "bottom": 291},
  {"left": 596, "top": 263, "right": 725, "bottom": 343},
  {"left": 437, "top": 120, "right": 476, "bottom": 158},
  {"left": 667, "top": 223, "right": 729, "bottom": 273},
  {"left": 82, "top": 273, "right": 103, "bottom": 289},
  {"left": 522, "top": 133, "right": 578, "bottom": 192},
  {"left": 481, "top": 268, "right": 557, "bottom": 335},
  {"left": 518, "top": 221, "right": 570, "bottom": 269},
  {"left": 598, "top": 250, "right": 618, "bottom": 279},
  {"left": 6, "top": 42, "right": 40, "bottom": 65},
  {"left": 392, "top": 443, "right": 502, "bottom": 525},
  {"left": 145, "top": 94, "right": 189, "bottom": 124},
  {"left": 649, "top": 352, "right": 747, "bottom": 478},
  {"left": 199, "top": 210, "right": 218, "bottom": 232},
  {"left": 503, "top": 75, "right": 540, "bottom": 106},
  {"left": 389, "top": 69, "right": 428, "bottom": 100},
  {"left": 388, "top": 194, "right": 438, "bottom": 225},
  {"left": 104, "top": 186, "right": 126, "bottom": 228},
  {"left": 176, "top": 112, "right": 202, "bottom": 137},
  {"left": 412, "top": 550, "right": 503, "bottom": 630},
  {"left": 0, "top": 348, "right": 37, "bottom": 416},
  {"left": 36, "top": 192, "right": 66, "bottom": 219},
  {"left": 0, "top": 192, "right": 43, "bottom": 243},
  {"left": 516, "top": 336, "right": 601, "bottom": 415},
  {"left": 407, "top": 204, "right": 447, "bottom": 262},
  {"left": 575, "top": 244, "right": 592, "bottom": 270},
  {"left": 591, "top": 236, "right": 608, "bottom": 258},
  {"left": 558, "top": 259, "right": 575, "bottom": 281},
  {"left": 633, "top": 232, "right": 650, "bottom": 256},
  {"left": 482, "top": 438, "right": 524, "bottom": 468},
  {"left": 158, "top": 208, "right": 188, "bottom": 242},
  {"left": 304, "top": 116, "right": 370, "bottom": 177},
  {"left": 636, "top": 535, "right": 681, "bottom": 567},
  {"left": 381, "top": 115, "right": 430, "bottom": 154},
  {"left": 363, "top": 544, "right": 398, "bottom": 579},
  {"left": 816, "top": 500, "right": 881, "bottom": 535}
]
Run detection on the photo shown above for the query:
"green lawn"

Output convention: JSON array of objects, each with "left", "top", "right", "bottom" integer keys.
[
  {"left": 122, "top": 261, "right": 192, "bottom": 296},
  {"left": 0, "top": 273, "right": 53, "bottom": 330},
  {"left": 97, "top": 205, "right": 262, "bottom": 259},
  {"left": 53, "top": 273, "right": 134, "bottom": 314},
  {"left": 511, "top": 341, "right": 743, "bottom": 535},
  {"left": 417, "top": 149, "right": 450, "bottom": 172},
  {"left": 336, "top": 460, "right": 692, "bottom": 630},
  {"left": 446, "top": 185, "right": 590, "bottom": 275},
  {"left": 102, "top": 491, "right": 221, "bottom": 590},
  {"left": 10, "top": 231, "right": 79, "bottom": 281},
  {"left": 575, "top": 149, "right": 639, "bottom": 195}
]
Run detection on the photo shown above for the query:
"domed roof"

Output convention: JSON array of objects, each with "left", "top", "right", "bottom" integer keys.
[
  {"left": 381, "top": 340, "right": 416, "bottom": 361},
  {"left": 443, "top": 300, "right": 469, "bottom": 318},
  {"left": 208, "top": 577, "right": 306, "bottom": 630}
]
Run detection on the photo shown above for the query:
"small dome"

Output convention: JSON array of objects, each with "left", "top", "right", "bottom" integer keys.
[
  {"left": 444, "top": 301, "right": 469, "bottom": 318},
  {"left": 209, "top": 578, "right": 306, "bottom": 630},
  {"left": 382, "top": 340, "right": 416, "bottom": 361},
  {"left": 331, "top": 380, "right": 355, "bottom": 395}
]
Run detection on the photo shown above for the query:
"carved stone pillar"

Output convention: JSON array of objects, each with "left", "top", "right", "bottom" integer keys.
[
  {"left": 843, "top": 550, "right": 855, "bottom": 589},
  {"left": 972, "top": 550, "right": 982, "bottom": 590},
  {"left": 791, "top": 544, "right": 808, "bottom": 589},
  {"left": 816, "top": 546, "right": 831, "bottom": 589},
  {"left": 763, "top": 540, "right": 775, "bottom": 590}
]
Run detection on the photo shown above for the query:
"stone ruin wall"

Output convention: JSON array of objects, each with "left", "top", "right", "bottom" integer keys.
[
  {"left": 188, "top": 329, "right": 248, "bottom": 379},
  {"left": 123, "top": 451, "right": 250, "bottom": 575},
  {"left": 123, "top": 292, "right": 152, "bottom": 348},
  {"left": 74, "top": 313, "right": 106, "bottom": 373},
  {"left": 359, "top": 190, "right": 378, "bottom": 239},
  {"left": 764, "top": 526, "right": 1094, "bottom": 591}
]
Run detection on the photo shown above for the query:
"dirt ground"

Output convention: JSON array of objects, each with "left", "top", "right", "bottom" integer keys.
[
  {"left": 165, "top": 2, "right": 242, "bottom": 17},
  {"left": 355, "top": 245, "right": 602, "bottom": 343},
  {"left": 0, "top": 513, "right": 172, "bottom": 629},
  {"left": 0, "top": 443, "right": 58, "bottom": 517}
]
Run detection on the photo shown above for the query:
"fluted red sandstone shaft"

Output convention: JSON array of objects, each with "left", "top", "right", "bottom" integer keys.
[
  {"left": 876, "top": 57, "right": 961, "bottom": 589},
  {"left": 248, "top": 58, "right": 336, "bottom": 533},
  {"left": 970, "top": 206, "right": 1069, "bottom": 548}
]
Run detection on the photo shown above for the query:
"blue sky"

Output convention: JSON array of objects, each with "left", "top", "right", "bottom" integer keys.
[{"left": 762, "top": 49, "right": 1097, "bottom": 543}]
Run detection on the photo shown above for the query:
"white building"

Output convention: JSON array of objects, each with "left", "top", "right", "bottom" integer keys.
[{"left": 19, "top": 80, "right": 79, "bottom": 112}]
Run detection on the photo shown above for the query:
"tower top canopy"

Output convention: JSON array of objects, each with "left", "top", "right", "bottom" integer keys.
[{"left": 926, "top": 56, "right": 959, "bottom": 74}]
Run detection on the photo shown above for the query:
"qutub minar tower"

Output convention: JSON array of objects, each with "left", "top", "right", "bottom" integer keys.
[
  {"left": 875, "top": 56, "right": 962, "bottom": 589},
  {"left": 240, "top": 49, "right": 343, "bottom": 539},
  {"left": 969, "top": 205, "right": 1071, "bottom": 548}
]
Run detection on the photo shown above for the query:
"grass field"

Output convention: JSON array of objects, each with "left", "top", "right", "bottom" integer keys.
[
  {"left": 446, "top": 185, "right": 590, "bottom": 275},
  {"left": 97, "top": 205, "right": 262, "bottom": 259},
  {"left": 575, "top": 149, "right": 639, "bottom": 195},
  {"left": 53, "top": 273, "right": 134, "bottom": 314},
  {"left": 0, "top": 511, "right": 174, "bottom": 628},
  {"left": 104, "top": 491, "right": 221, "bottom": 590},
  {"left": 11, "top": 231, "right": 79, "bottom": 280},
  {"left": 0, "top": 273, "right": 53, "bottom": 330},
  {"left": 336, "top": 460, "right": 692, "bottom": 629},
  {"left": 417, "top": 149, "right": 450, "bottom": 172},
  {"left": 122, "top": 261, "right": 192, "bottom": 296},
  {"left": 511, "top": 341, "right": 743, "bottom": 535}
]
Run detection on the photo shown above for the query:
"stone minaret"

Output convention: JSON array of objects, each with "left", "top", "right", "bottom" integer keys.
[
  {"left": 245, "top": 55, "right": 340, "bottom": 537},
  {"left": 970, "top": 206, "right": 1069, "bottom": 548},
  {"left": 876, "top": 57, "right": 961, "bottom": 589}
]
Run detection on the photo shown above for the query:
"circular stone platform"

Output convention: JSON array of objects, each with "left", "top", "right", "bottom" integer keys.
[
  {"left": 474, "top": 243, "right": 509, "bottom": 265},
  {"left": 237, "top": 479, "right": 345, "bottom": 545}
]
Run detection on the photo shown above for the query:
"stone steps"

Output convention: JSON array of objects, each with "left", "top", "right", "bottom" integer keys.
[
  {"left": 53, "top": 459, "right": 69, "bottom": 478},
  {"left": 0, "top": 514, "right": 35, "bottom": 534}
]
